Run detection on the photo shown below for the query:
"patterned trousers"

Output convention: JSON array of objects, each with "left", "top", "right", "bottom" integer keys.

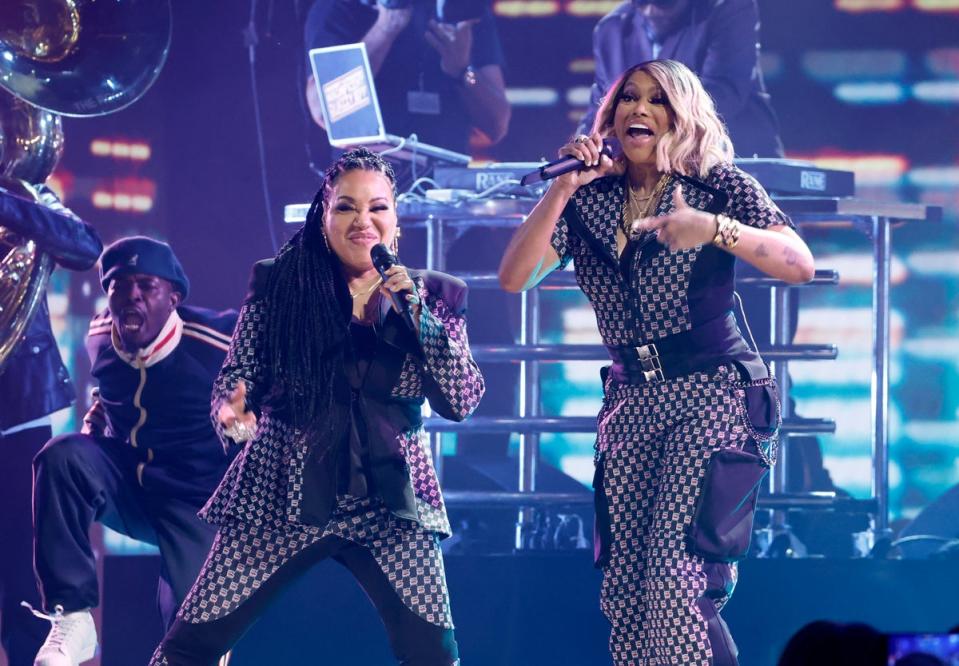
[
  {"left": 149, "top": 496, "right": 458, "bottom": 666},
  {"left": 596, "top": 366, "right": 747, "bottom": 666}
]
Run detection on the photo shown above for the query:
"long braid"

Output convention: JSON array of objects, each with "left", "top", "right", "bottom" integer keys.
[
  {"left": 262, "top": 187, "right": 348, "bottom": 446},
  {"left": 261, "top": 147, "right": 397, "bottom": 449}
]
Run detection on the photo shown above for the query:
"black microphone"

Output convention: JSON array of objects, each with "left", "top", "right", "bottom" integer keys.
[
  {"left": 520, "top": 138, "right": 622, "bottom": 186},
  {"left": 370, "top": 243, "right": 417, "bottom": 331}
]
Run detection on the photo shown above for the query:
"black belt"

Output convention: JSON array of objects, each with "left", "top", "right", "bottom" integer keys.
[{"left": 605, "top": 312, "right": 754, "bottom": 386}]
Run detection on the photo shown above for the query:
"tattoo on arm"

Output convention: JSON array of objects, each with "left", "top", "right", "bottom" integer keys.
[
  {"left": 783, "top": 247, "right": 798, "bottom": 266},
  {"left": 756, "top": 243, "right": 769, "bottom": 258}
]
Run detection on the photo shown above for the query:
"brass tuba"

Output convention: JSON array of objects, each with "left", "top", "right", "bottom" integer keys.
[
  {"left": 0, "top": 0, "right": 172, "bottom": 369},
  {"left": 0, "top": 176, "right": 55, "bottom": 369},
  {"left": 0, "top": 0, "right": 173, "bottom": 117}
]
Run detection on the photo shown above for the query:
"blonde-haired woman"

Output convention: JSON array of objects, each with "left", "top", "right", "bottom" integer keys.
[{"left": 499, "top": 60, "right": 814, "bottom": 665}]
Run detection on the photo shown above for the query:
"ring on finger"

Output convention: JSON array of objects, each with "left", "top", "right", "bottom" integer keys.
[{"left": 224, "top": 421, "right": 252, "bottom": 442}]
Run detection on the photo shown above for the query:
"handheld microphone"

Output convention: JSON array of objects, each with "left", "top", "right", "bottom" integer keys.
[
  {"left": 370, "top": 243, "right": 417, "bottom": 331},
  {"left": 520, "top": 138, "right": 622, "bottom": 186}
]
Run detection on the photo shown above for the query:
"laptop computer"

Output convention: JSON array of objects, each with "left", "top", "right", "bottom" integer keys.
[{"left": 308, "top": 42, "right": 470, "bottom": 166}]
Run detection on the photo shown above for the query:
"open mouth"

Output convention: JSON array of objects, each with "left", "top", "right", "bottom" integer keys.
[
  {"left": 120, "top": 309, "right": 145, "bottom": 334},
  {"left": 626, "top": 124, "right": 655, "bottom": 139}
]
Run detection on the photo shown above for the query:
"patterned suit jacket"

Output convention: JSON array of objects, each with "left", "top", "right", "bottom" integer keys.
[
  {"left": 200, "top": 261, "right": 484, "bottom": 537},
  {"left": 551, "top": 163, "right": 793, "bottom": 347}
]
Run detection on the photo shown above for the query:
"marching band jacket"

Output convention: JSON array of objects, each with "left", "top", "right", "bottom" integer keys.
[
  {"left": 200, "top": 260, "right": 485, "bottom": 537},
  {"left": 0, "top": 186, "right": 101, "bottom": 431},
  {"left": 85, "top": 305, "right": 239, "bottom": 502}
]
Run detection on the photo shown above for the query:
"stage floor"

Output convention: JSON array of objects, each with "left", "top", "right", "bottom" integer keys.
[{"left": 100, "top": 554, "right": 959, "bottom": 666}]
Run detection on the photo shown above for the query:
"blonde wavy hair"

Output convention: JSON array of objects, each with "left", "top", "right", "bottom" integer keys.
[{"left": 591, "top": 59, "right": 734, "bottom": 179}]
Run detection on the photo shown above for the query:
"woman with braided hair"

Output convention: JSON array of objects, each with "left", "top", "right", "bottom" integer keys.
[
  {"left": 500, "top": 60, "right": 814, "bottom": 665},
  {"left": 150, "top": 147, "right": 483, "bottom": 665}
]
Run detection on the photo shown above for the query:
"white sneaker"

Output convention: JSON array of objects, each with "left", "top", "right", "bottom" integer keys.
[{"left": 23, "top": 603, "right": 98, "bottom": 666}]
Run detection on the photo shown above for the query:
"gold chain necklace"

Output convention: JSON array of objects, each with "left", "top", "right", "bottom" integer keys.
[
  {"left": 621, "top": 173, "right": 670, "bottom": 237},
  {"left": 349, "top": 276, "right": 383, "bottom": 299}
]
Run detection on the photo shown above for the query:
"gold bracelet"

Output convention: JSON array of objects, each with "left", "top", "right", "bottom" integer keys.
[
  {"left": 712, "top": 214, "right": 741, "bottom": 249},
  {"left": 723, "top": 215, "right": 741, "bottom": 248},
  {"left": 711, "top": 214, "right": 724, "bottom": 246}
]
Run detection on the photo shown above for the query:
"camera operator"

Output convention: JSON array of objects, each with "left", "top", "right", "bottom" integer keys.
[{"left": 304, "top": 0, "right": 511, "bottom": 153}]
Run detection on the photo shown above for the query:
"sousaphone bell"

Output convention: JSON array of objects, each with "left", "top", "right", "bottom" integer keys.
[{"left": 0, "top": 0, "right": 172, "bottom": 369}]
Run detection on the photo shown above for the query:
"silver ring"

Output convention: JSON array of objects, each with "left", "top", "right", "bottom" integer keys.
[
  {"left": 224, "top": 421, "right": 253, "bottom": 442},
  {"left": 574, "top": 134, "right": 589, "bottom": 144}
]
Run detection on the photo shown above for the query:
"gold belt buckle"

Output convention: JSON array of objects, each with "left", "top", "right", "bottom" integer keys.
[{"left": 635, "top": 343, "right": 664, "bottom": 382}]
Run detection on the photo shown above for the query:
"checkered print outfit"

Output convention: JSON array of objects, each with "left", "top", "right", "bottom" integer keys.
[
  {"left": 150, "top": 266, "right": 482, "bottom": 665},
  {"left": 148, "top": 497, "right": 454, "bottom": 666},
  {"left": 552, "top": 165, "right": 792, "bottom": 665},
  {"left": 177, "top": 496, "right": 453, "bottom": 628}
]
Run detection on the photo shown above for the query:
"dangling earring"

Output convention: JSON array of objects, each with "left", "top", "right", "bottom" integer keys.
[
  {"left": 320, "top": 225, "right": 332, "bottom": 254},
  {"left": 390, "top": 226, "right": 401, "bottom": 255}
]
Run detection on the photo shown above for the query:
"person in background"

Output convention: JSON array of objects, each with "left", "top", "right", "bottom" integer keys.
[
  {"left": 777, "top": 621, "right": 886, "bottom": 666},
  {"left": 28, "top": 237, "right": 238, "bottom": 666},
  {"left": 0, "top": 88, "right": 102, "bottom": 666},
  {"left": 578, "top": 0, "right": 784, "bottom": 159},
  {"left": 305, "top": 0, "right": 511, "bottom": 153}
]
